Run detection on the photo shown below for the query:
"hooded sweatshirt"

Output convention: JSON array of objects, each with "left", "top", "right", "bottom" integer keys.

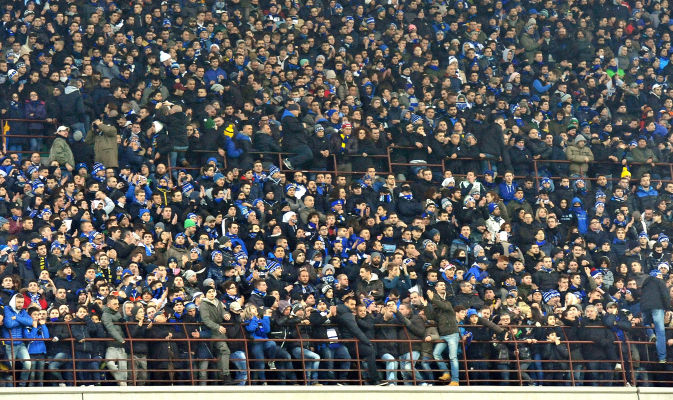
[{"left": 3, "top": 294, "right": 33, "bottom": 339}]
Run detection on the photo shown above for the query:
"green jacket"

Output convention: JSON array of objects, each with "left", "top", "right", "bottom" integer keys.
[
  {"left": 101, "top": 306, "right": 125, "bottom": 346},
  {"left": 565, "top": 144, "right": 594, "bottom": 175},
  {"left": 48, "top": 137, "right": 75, "bottom": 168},
  {"left": 85, "top": 123, "right": 118, "bottom": 168},
  {"left": 200, "top": 297, "right": 228, "bottom": 339},
  {"left": 424, "top": 293, "right": 458, "bottom": 336}
]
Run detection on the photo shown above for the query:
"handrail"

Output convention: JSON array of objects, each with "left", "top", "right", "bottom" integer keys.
[
  {"left": 0, "top": 321, "right": 669, "bottom": 386},
  {"left": 4, "top": 125, "right": 673, "bottom": 185}
]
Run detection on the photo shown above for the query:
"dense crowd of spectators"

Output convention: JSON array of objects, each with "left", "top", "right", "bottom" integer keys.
[{"left": 0, "top": 0, "right": 672, "bottom": 388}]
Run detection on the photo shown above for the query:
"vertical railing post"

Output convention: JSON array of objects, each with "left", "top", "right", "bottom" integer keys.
[
  {"left": 354, "top": 340, "right": 362, "bottom": 386},
  {"left": 296, "top": 325, "right": 308, "bottom": 385},
  {"left": 402, "top": 326, "right": 417, "bottom": 386},
  {"left": 124, "top": 323, "right": 136, "bottom": 386},
  {"left": 513, "top": 340, "right": 523, "bottom": 386},
  {"left": 66, "top": 321, "right": 78, "bottom": 387},
  {"left": 461, "top": 339, "right": 470, "bottom": 386},
  {"left": 242, "top": 326, "right": 252, "bottom": 385},
  {"left": 185, "top": 323, "right": 195, "bottom": 385}
]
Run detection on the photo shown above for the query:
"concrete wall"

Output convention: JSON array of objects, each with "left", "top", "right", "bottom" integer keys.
[{"left": 4, "top": 386, "right": 666, "bottom": 400}]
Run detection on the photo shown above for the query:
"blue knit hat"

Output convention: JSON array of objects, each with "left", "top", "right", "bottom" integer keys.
[
  {"left": 269, "top": 164, "right": 280, "bottom": 176},
  {"left": 211, "top": 250, "right": 222, "bottom": 261},
  {"left": 31, "top": 180, "right": 44, "bottom": 191},
  {"left": 542, "top": 290, "right": 560, "bottom": 303},
  {"left": 182, "top": 182, "right": 194, "bottom": 194},
  {"left": 488, "top": 202, "right": 498, "bottom": 213}
]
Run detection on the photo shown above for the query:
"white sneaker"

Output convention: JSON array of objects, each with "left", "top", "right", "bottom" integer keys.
[
  {"left": 268, "top": 361, "right": 277, "bottom": 370},
  {"left": 615, "top": 363, "right": 622, "bottom": 371}
]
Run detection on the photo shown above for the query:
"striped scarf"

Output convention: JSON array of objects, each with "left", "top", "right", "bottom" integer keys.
[{"left": 339, "top": 132, "right": 350, "bottom": 151}]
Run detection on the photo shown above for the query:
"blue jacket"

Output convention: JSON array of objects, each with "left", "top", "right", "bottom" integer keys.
[
  {"left": 25, "top": 323, "right": 49, "bottom": 354},
  {"left": 3, "top": 296, "right": 33, "bottom": 340},
  {"left": 244, "top": 315, "right": 271, "bottom": 340}
]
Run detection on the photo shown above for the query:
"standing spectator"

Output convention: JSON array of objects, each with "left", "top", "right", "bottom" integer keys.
[
  {"left": 425, "top": 284, "right": 460, "bottom": 386},
  {"left": 199, "top": 286, "right": 233, "bottom": 384},
  {"left": 3, "top": 294, "right": 33, "bottom": 386},
  {"left": 281, "top": 104, "right": 313, "bottom": 171},
  {"left": 101, "top": 296, "right": 128, "bottom": 386},
  {"left": 640, "top": 270, "right": 671, "bottom": 364},
  {"left": 48, "top": 126, "right": 75, "bottom": 172},
  {"left": 85, "top": 117, "right": 118, "bottom": 169},
  {"left": 566, "top": 136, "right": 594, "bottom": 178}
]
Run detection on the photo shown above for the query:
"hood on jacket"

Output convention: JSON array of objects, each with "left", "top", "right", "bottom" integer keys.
[
  {"left": 8, "top": 293, "right": 20, "bottom": 312},
  {"left": 64, "top": 85, "right": 79, "bottom": 95}
]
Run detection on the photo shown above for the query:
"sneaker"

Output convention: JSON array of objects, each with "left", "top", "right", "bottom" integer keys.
[
  {"left": 615, "top": 363, "right": 623, "bottom": 371},
  {"left": 283, "top": 158, "right": 293, "bottom": 170},
  {"left": 449, "top": 381, "right": 460, "bottom": 386},
  {"left": 438, "top": 372, "right": 451, "bottom": 381},
  {"left": 268, "top": 361, "right": 277, "bottom": 370},
  {"left": 649, "top": 335, "right": 657, "bottom": 343},
  {"left": 58, "top": 383, "right": 66, "bottom": 387},
  {"left": 659, "top": 360, "right": 667, "bottom": 364}
]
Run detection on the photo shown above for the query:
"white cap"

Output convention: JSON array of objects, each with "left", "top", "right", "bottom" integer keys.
[
  {"left": 56, "top": 125, "right": 69, "bottom": 133},
  {"left": 152, "top": 121, "right": 164, "bottom": 133},
  {"left": 159, "top": 52, "right": 171, "bottom": 63}
]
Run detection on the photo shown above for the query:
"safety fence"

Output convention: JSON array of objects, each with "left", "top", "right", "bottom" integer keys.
[
  {"left": 1, "top": 322, "right": 671, "bottom": 387},
  {"left": 3, "top": 120, "right": 673, "bottom": 189}
]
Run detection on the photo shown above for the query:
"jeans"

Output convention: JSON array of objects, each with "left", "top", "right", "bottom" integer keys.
[
  {"left": 48, "top": 352, "right": 72, "bottom": 385},
  {"left": 132, "top": 354, "right": 148, "bottom": 385},
  {"left": 286, "top": 144, "right": 313, "bottom": 169},
  {"left": 105, "top": 346, "right": 128, "bottom": 385},
  {"left": 249, "top": 340, "right": 277, "bottom": 382},
  {"left": 320, "top": 345, "right": 351, "bottom": 382},
  {"left": 5, "top": 343, "right": 31, "bottom": 386},
  {"left": 399, "top": 351, "right": 421, "bottom": 384},
  {"left": 642, "top": 308, "right": 667, "bottom": 361},
  {"left": 75, "top": 351, "right": 101, "bottom": 384},
  {"left": 291, "top": 347, "right": 321, "bottom": 384},
  {"left": 231, "top": 350, "right": 248, "bottom": 385},
  {"left": 433, "top": 332, "right": 459, "bottom": 382},
  {"left": 170, "top": 146, "right": 189, "bottom": 175},
  {"left": 497, "top": 363, "right": 511, "bottom": 385},
  {"left": 381, "top": 353, "right": 398, "bottom": 384},
  {"left": 29, "top": 353, "right": 45, "bottom": 386}
]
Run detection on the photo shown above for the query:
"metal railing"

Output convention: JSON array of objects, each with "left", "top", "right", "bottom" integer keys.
[
  {"left": 1, "top": 322, "right": 670, "bottom": 387},
  {"left": 3, "top": 124, "right": 672, "bottom": 186}
]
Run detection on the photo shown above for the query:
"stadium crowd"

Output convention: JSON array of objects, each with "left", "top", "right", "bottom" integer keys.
[{"left": 0, "top": 0, "right": 672, "bottom": 388}]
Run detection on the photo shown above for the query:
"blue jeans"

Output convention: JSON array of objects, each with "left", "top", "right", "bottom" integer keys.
[
  {"left": 381, "top": 353, "right": 398, "bottom": 384},
  {"left": 249, "top": 340, "right": 277, "bottom": 382},
  {"left": 642, "top": 308, "right": 667, "bottom": 361},
  {"left": 231, "top": 350, "right": 248, "bottom": 385},
  {"left": 286, "top": 144, "right": 313, "bottom": 169},
  {"left": 433, "top": 332, "right": 459, "bottom": 382},
  {"left": 320, "top": 345, "right": 351, "bottom": 382},
  {"left": 48, "top": 352, "right": 73, "bottom": 385},
  {"left": 29, "top": 353, "right": 45, "bottom": 386},
  {"left": 399, "top": 351, "right": 421, "bottom": 384},
  {"left": 291, "top": 347, "right": 320, "bottom": 384},
  {"left": 5, "top": 344, "right": 31, "bottom": 386}
]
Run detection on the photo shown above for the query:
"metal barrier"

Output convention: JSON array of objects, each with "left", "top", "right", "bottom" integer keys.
[
  {"left": 1, "top": 322, "right": 670, "bottom": 387},
  {"left": 5, "top": 124, "right": 673, "bottom": 187}
]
